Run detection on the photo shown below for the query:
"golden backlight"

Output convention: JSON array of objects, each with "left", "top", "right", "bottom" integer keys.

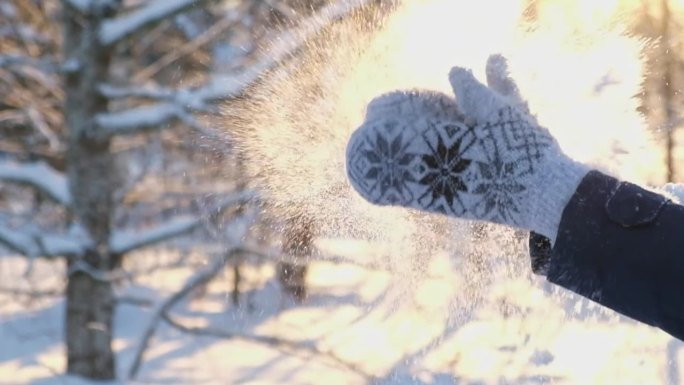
[{"left": 226, "top": 0, "right": 664, "bottom": 329}]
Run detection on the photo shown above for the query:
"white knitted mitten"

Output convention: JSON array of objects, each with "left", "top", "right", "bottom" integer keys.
[{"left": 346, "top": 55, "right": 589, "bottom": 242}]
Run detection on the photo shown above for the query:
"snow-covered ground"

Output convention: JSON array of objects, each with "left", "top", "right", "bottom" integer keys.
[{"left": 0, "top": 236, "right": 680, "bottom": 385}]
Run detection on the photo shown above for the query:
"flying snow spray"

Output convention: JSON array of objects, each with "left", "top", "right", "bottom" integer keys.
[{"left": 220, "top": 0, "right": 663, "bottom": 378}]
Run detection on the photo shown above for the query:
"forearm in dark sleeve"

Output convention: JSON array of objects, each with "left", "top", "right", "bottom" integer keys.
[{"left": 530, "top": 170, "right": 684, "bottom": 340}]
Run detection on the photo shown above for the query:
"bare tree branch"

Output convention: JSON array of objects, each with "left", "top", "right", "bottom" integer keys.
[
  {"left": 40, "top": 233, "right": 87, "bottom": 257},
  {"left": 100, "top": 0, "right": 212, "bottom": 47},
  {"left": 110, "top": 217, "right": 200, "bottom": 255},
  {"left": 190, "top": 0, "right": 375, "bottom": 101},
  {"left": 95, "top": 103, "right": 185, "bottom": 138},
  {"left": 61, "top": 0, "right": 92, "bottom": 14},
  {"left": 0, "top": 190, "right": 254, "bottom": 282},
  {"left": 95, "top": 0, "right": 371, "bottom": 139},
  {"left": 0, "top": 54, "right": 58, "bottom": 73},
  {"left": 94, "top": 77, "right": 243, "bottom": 139},
  {"left": 0, "top": 225, "right": 85, "bottom": 259},
  {"left": 0, "top": 286, "right": 62, "bottom": 298},
  {"left": 127, "top": 251, "right": 230, "bottom": 379},
  {"left": 0, "top": 226, "right": 39, "bottom": 257},
  {"left": 162, "top": 313, "right": 375, "bottom": 381},
  {"left": 2, "top": 193, "right": 259, "bottom": 262},
  {"left": 116, "top": 295, "right": 155, "bottom": 307},
  {"left": 132, "top": 11, "right": 241, "bottom": 82},
  {"left": 94, "top": 84, "right": 217, "bottom": 139},
  {"left": 0, "top": 161, "right": 70, "bottom": 205},
  {"left": 127, "top": 243, "right": 373, "bottom": 380},
  {"left": 98, "top": 84, "right": 179, "bottom": 101},
  {"left": 110, "top": 189, "right": 255, "bottom": 255}
]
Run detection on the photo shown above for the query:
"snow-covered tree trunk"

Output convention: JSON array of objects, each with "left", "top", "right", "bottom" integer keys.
[{"left": 62, "top": 1, "right": 119, "bottom": 379}]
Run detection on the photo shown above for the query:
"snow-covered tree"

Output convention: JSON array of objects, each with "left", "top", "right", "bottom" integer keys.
[
  {"left": 0, "top": 0, "right": 379, "bottom": 379},
  {"left": 0, "top": 0, "right": 258, "bottom": 379}
]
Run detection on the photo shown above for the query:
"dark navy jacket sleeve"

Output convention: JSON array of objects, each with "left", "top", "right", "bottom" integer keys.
[{"left": 529, "top": 170, "right": 684, "bottom": 340}]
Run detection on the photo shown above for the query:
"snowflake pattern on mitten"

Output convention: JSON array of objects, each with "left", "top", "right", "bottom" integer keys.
[
  {"left": 347, "top": 91, "right": 473, "bottom": 211},
  {"left": 347, "top": 92, "right": 556, "bottom": 229}
]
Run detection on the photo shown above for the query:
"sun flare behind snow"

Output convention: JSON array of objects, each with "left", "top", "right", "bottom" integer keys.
[
  {"left": 225, "top": 0, "right": 662, "bottom": 236},
  {"left": 222, "top": 0, "right": 665, "bottom": 348}
]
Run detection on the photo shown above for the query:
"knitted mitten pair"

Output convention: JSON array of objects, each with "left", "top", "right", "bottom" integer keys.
[{"left": 346, "top": 55, "right": 589, "bottom": 243}]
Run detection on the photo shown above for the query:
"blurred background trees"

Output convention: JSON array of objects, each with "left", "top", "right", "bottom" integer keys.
[
  {"left": 0, "top": 0, "right": 343, "bottom": 379},
  {"left": 525, "top": 0, "right": 684, "bottom": 181},
  {"left": 634, "top": 0, "right": 684, "bottom": 181}
]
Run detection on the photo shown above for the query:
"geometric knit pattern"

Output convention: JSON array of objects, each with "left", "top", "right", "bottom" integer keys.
[
  {"left": 347, "top": 92, "right": 555, "bottom": 229},
  {"left": 347, "top": 58, "right": 589, "bottom": 241}
]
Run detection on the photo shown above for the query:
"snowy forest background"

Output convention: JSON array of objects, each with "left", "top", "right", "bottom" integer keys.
[{"left": 1, "top": 0, "right": 684, "bottom": 384}]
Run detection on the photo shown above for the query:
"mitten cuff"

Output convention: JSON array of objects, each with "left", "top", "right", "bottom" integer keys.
[{"left": 529, "top": 154, "right": 591, "bottom": 243}]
